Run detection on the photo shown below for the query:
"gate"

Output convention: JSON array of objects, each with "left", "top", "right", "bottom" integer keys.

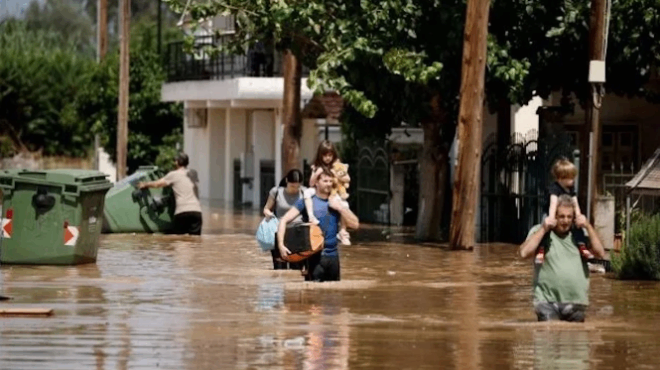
[
  {"left": 356, "top": 143, "right": 391, "bottom": 224},
  {"left": 480, "top": 130, "right": 577, "bottom": 243}
]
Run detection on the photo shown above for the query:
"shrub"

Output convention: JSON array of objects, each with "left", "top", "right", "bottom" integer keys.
[{"left": 612, "top": 213, "right": 660, "bottom": 280}]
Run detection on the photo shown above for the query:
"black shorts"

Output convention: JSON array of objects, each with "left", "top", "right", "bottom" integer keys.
[
  {"left": 173, "top": 212, "right": 202, "bottom": 235},
  {"left": 305, "top": 253, "right": 340, "bottom": 282}
]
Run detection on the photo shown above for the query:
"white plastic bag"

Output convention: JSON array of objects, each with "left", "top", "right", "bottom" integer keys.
[{"left": 256, "top": 217, "right": 279, "bottom": 252}]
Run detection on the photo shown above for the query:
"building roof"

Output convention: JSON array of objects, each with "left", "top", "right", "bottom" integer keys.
[
  {"left": 626, "top": 148, "right": 660, "bottom": 193},
  {"left": 302, "top": 92, "right": 344, "bottom": 121}
]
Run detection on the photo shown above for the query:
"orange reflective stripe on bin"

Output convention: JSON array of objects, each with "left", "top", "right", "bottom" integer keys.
[
  {"left": 2, "top": 219, "right": 11, "bottom": 239},
  {"left": 64, "top": 225, "right": 79, "bottom": 246}
]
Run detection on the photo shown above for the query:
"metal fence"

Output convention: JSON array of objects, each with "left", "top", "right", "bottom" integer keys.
[
  {"left": 164, "top": 35, "right": 278, "bottom": 82},
  {"left": 603, "top": 162, "right": 660, "bottom": 230},
  {"left": 164, "top": 35, "right": 310, "bottom": 82},
  {"left": 480, "top": 130, "right": 578, "bottom": 243},
  {"left": 356, "top": 144, "right": 391, "bottom": 224}
]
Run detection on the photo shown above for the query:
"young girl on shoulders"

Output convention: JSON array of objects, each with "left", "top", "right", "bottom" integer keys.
[{"left": 305, "top": 140, "right": 352, "bottom": 245}]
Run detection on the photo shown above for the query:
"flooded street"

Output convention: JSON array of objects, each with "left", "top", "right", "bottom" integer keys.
[{"left": 1, "top": 204, "right": 660, "bottom": 369}]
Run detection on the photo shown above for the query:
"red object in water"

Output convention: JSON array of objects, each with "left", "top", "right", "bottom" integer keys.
[{"left": 5, "top": 208, "right": 13, "bottom": 219}]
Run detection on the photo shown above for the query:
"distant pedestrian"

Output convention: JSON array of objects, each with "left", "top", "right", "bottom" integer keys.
[{"left": 138, "top": 153, "right": 203, "bottom": 235}]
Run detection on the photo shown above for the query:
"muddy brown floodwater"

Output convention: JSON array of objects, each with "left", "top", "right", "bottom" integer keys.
[{"left": 1, "top": 203, "right": 660, "bottom": 370}]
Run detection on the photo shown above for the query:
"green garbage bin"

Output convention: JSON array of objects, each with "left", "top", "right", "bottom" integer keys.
[
  {"left": 0, "top": 169, "right": 113, "bottom": 265},
  {"left": 102, "top": 166, "right": 175, "bottom": 234}
]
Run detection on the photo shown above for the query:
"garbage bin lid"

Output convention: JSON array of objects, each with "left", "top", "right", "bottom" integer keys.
[
  {"left": 137, "top": 165, "right": 160, "bottom": 171},
  {"left": 0, "top": 169, "right": 112, "bottom": 190},
  {"left": 105, "top": 166, "right": 163, "bottom": 197}
]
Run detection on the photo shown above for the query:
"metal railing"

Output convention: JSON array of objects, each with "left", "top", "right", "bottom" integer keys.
[{"left": 164, "top": 35, "right": 282, "bottom": 82}]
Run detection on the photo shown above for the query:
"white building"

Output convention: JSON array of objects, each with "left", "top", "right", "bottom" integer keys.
[{"left": 161, "top": 16, "right": 345, "bottom": 208}]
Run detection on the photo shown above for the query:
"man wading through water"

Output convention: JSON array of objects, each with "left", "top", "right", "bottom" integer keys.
[
  {"left": 138, "top": 153, "right": 203, "bottom": 235},
  {"left": 519, "top": 194, "right": 605, "bottom": 322},
  {"left": 277, "top": 169, "right": 359, "bottom": 282}
]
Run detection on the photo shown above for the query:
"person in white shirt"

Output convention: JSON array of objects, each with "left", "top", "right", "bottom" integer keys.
[{"left": 138, "top": 153, "right": 203, "bottom": 235}]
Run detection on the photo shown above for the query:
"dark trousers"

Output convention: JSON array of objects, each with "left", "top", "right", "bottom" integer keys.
[
  {"left": 173, "top": 212, "right": 202, "bottom": 235},
  {"left": 304, "top": 253, "right": 340, "bottom": 282},
  {"left": 535, "top": 302, "right": 587, "bottom": 322}
]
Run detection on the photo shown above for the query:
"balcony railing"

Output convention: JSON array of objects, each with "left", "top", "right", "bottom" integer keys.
[{"left": 164, "top": 35, "right": 285, "bottom": 82}]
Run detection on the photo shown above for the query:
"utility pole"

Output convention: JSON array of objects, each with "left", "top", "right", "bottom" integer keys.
[
  {"left": 97, "top": 0, "right": 108, "bottom": 61},
  {"left": 281, "top": 49, "right": 303, "bottom": 175},
  {"left": 157, "top": 0, "right": 162, "bottom": 57},
  {"left": 117, "top": 0, "right": 131, "bottom": 180},
  {"left": 585, "top": 0, "right": 610, "bottom": 222},
  {"left": 449, "top": 0, "right": 491, "bottom": 250},
  {"left": 95, "top": 0, "right": 108, "bottom": 172}
]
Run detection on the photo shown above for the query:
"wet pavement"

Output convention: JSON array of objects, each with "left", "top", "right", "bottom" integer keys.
[{"left": 1, "top": 203, "right": 660, "bottom": 369}]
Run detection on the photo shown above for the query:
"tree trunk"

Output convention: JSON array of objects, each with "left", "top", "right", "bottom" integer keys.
[
  {"left": 449, "top": 0, "right": 491, "bottom": 250},
  {"left": 415, "top": 96, "right": 450, "bottom": 242},
  {"left": 281, "top": 49, "right": 303, "bottom": 175}
]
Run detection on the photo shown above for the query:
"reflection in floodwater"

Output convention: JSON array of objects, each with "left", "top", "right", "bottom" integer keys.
[{"left": 0, "top": 203, "right": 659, "bottom": 369}]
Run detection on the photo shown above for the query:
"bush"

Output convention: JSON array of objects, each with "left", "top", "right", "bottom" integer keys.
[
  {"left": 0, "top": 20, "right": 96, "bottom": 157},
  {"left": 612, "top": 213, "right": 660, "bottom": 280}
]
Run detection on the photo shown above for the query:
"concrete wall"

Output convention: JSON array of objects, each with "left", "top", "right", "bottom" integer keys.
[
  {"left": 513, "top": 96, "right": 543, "bottom": 134},
  {"left": 230, "top": 109, "right": 247, "bottom": 165},
  {"left": 227, "top": 109, "right": 247, "bottom": 202},
  {"left": 207, "top": 108, "right": 225, "bottom": 200},
  {"left": 184, "top": 112, "right": 212, "bottom": 200},
  {"left": 301, "top": 119, "right": 318, "bottom": 165},
  {"left": 252, "top": 110, "right": 275, "bottom": 206}
]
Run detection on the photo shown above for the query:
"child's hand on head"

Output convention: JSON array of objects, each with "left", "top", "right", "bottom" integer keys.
[
  {"left": 575, "top": 214, "right": 587, "bottom": 228},
  {"left": 543, "top": 216, "right": 557, "bottom": 231}
]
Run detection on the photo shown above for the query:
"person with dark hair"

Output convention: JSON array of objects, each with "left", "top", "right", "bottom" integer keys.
[
  {"left": 138, "top": 152, "right": 203, "bottom": 235},
  {"left": 263, "top": 169, "right": 306, "bottom": 269}
]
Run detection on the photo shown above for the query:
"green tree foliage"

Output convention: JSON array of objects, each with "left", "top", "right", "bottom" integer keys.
[
  {"left": 1, "top": 11, "right": 184, "bottom": 171},
  {"left": 23, "top": 0, "right": 96, "bottom": 56},
  {"left": 490, "top": 0, "right": 660, "bottom": 107},
  {"left": 0, "top": 19, "right": 96, "bottom": 157},
  {"left": 21, "top": 0, "right": 181, "bottom": 54},
  {"left": 72, "top": 21, "right": 184, "bottom": 173}
]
